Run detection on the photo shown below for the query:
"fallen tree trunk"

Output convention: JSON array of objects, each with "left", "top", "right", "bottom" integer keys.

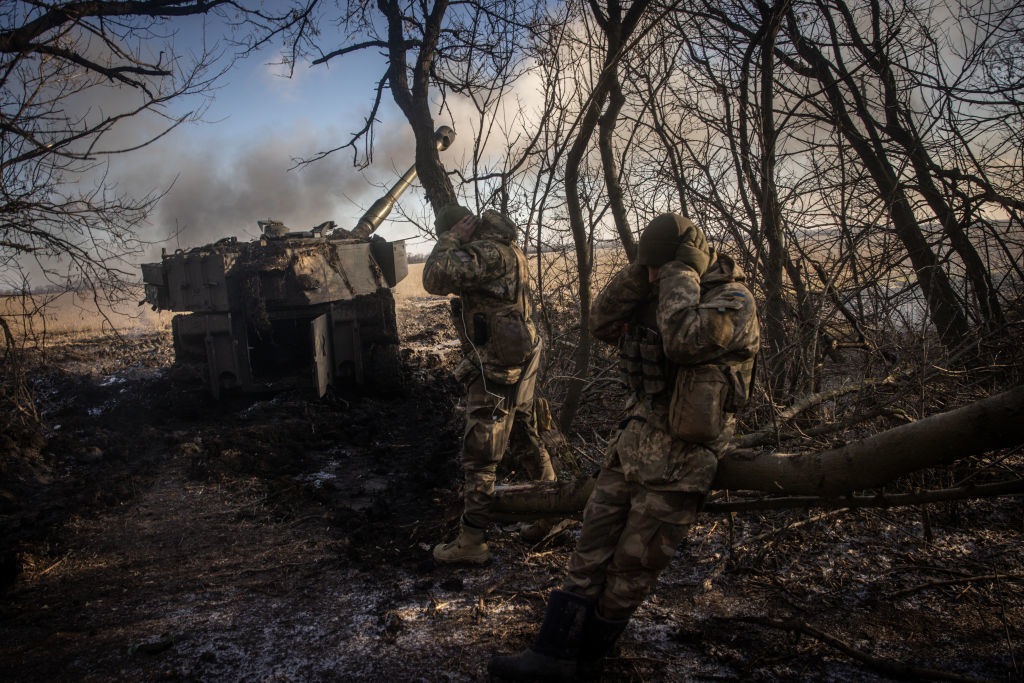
[{"left": 492, "top": 385, "right": 1024, "bottom": 520}]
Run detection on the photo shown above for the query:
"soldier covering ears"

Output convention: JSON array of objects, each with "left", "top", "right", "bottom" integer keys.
[
  {"left": 423, "top": 205, "right": 556, "bottom": 564},
  {"left": 490, "top": 214, "right": 760, "bottom": 681}
]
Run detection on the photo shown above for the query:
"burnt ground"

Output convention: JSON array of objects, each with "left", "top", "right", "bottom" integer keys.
[{"left": 1, "top": 296, "right": 1022, "bottom": 681}]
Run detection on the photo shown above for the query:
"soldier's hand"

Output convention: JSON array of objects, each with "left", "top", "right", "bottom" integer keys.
[
  {"left": 450, "top": 215, "right": 479, "bottom": 242},
  {"left": 674, "top": 244, "right": 709, "bottom": 276},
  {"left": 674, "top": 223, "right": 710, "bottom": 276}
]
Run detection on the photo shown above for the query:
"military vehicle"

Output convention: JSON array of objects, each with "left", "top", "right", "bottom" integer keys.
[{"left": 141, "top": 126, "right": 455, "bottom": 398}]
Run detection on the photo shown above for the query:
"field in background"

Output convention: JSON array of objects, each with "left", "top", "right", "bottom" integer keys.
[
  {"left": 392, "top": 262, "right": 429, "bottom": 301},
  {"left": 399, "top": 247, "right": 630, "bottom": 300},
  {"left": 1, "top": 289, "right": 172, "bottom": 339},
  {"left": 0, "top": 262, "right": 435, "bottom": 341},
  {"left": 0, "top": 247, "right": 653, "bottom": 344}
]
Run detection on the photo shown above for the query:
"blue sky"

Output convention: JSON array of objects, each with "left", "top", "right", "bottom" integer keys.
[{"left": 108, "top": 17, "right": 443, "bottom": 260}]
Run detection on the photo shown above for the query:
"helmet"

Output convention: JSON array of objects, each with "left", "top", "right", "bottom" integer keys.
[
  {"left": 637, "top": 213, "right": 706, "bottom": 267},
  {"left": 434, "top": 204, "right": 473, "bottom": 235}
]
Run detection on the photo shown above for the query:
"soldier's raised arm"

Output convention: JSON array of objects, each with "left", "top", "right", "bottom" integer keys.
[
  {"left": 656, "top": 254, "right": 759, "bottom": 366},
  {"left": 591, "top": 262, "right": 652, "bottom": 345},
  {"left": 423, "top": 205, "right": 509, "bottom": 295}
]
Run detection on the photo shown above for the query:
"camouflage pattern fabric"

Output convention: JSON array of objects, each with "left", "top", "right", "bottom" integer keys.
[
  {"left": 562, "top": 249, "right": 759, "bottom": 619},
  {"left": 461, "top": 344, "right": 554, "bottom": 529},
  {"left": 591, "top": 250, "right": 760, "bottom": 492},
  {"left": 563, "top": 467, "right": 699, "bottom": 620},
  {"left": 423, "top": 231, "right": 515, "bottom": 298},
  {"left": 422, "top": 221, "right": 552, "bottom": 530},
  {"left": 424, "top": 230, "right": 538, "bottom": 384},
  {"left": 591, "top": 262, "right": 652, "bottom": 345}
]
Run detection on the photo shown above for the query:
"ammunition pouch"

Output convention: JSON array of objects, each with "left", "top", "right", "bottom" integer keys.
[
  {"left": 619, "top": 325, "right": 668, "bottom": 397},
  {"left": 486, "top": 304, "right": 535, "bottom": 366},
  {"left": 667, "top": 357, "right": 755, "bottom": 443},
  {"left": 668, "top": 365, "right": 729, "bottom": 442}
]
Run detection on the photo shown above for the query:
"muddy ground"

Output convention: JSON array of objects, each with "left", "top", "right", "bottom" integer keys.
[{"left": 1, "top": 295, "right": 1022, "bottom": 681}]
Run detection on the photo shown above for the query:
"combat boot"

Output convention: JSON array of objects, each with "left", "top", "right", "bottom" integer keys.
[
  {"left": 488, "top": 589, "right": 591, "bottom": 681},
  {"left": 576, "top": 610, "right": 629, "bottom": 681},
  {"left": 433, "top": 522, "right": 492, "bottom": 564}
]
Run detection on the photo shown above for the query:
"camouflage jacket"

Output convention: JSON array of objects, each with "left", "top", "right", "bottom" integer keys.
[
  {"left": 423, "top": 230, "right": 539, "bottom": 384},
  {"left": 592, "top": 252, "right": 759, "bottom": 492}
]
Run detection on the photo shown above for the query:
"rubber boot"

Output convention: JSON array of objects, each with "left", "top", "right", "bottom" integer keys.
[
  {"left": 576, "top": 610, "right": 629, "bottom": 681},
  {"left": 433, "top": 521, "right": 492, "bottom": 564},
  {"left": 488, "top": 590, "right": 592, "bottom": 681}
]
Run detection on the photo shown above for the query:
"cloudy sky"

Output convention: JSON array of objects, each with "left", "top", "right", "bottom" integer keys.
[{"left": 107, "top": 18, "right": 460, "bottom": 260}]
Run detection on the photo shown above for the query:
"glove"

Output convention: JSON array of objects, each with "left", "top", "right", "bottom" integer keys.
[{"left": 674, "top": 221, "right": 709, "bottom": 276}]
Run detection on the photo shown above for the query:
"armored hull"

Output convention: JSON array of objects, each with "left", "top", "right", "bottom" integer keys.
[
  {"left": 143, "top": 229, "right": 407, "bottom": 397},
  {"left": 141, "top": 126, "right": 453, "bottom": 397}
]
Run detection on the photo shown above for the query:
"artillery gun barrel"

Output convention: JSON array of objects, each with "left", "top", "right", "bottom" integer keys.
[{"left": 350, "top": 126, "right": 455, "bottom": 239}]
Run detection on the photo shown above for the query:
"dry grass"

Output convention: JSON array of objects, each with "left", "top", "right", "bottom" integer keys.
[
  {"left": 1, "top": 289, "right": 171, "bottom": 340},
  {"left": 0, "top": 249, "right": 614, "bottom": 342},
  {"left": 393, "top": 262, "right": 430, "bottom": 301}
]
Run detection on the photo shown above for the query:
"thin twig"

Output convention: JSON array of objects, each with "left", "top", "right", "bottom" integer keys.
[
  {"left": 705, "top": 478, "right": 1024, "bottom": 513},
  {"left": 723, "top": 616, "right": 989, "bottom": 682},
  {"left": 890, "top": 573, "right": 1024, "bottom": 598}
]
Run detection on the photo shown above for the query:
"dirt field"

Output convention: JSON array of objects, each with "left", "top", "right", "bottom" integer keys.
[{"left": 1, "top": 272, "right": 1022, "bottom": 681}]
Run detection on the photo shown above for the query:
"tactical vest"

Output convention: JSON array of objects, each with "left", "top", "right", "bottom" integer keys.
[
  {"left": 453, "top": 244, "right": 537, "bottom": 367},
  {"left": 618, "top": 298, "right": 668, "bottom": 396},
  {"left": 618, "top": 297, "right": 756, "bottom": 443}
]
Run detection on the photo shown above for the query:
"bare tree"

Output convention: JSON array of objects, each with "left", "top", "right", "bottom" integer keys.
[
  {"left": 0, "top": 0, "right": 295, "bottom": 433},
  {"left": 278, "top": 0, "right": 543, "bottom": 212},
  {"left": 1, "top": 2, "right": 226, "bottom": 291},
  {"left": 556, "top": 0, "right": 657, "bottom": 433},
  {"left": 267, "top": 0, "right": 1022, "bottom": 430},
  {"left": 779, "top": 1, "right": 971, "bottom": 348}
]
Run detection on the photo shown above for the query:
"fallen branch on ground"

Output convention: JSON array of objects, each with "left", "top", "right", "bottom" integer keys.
[
  {"left": 776, "top": 375, "right": 898, "bottom": 421},
  {"left": 721, "top": 616, "right": 989, "bottom": 682},
  {"left": 890, "top": 573, "right": 1024, "bottom": 598},
  {"left": 492, "top": 386, "right": 1024, "bottom": 518}
]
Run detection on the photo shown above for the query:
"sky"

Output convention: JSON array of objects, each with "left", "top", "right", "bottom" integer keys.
[{"left": 106, "top": 15, "right": 456, "bottom": 261}]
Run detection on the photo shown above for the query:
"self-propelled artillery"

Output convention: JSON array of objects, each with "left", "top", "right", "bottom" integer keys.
[{"left": 141, "top": 126, "right": 455, "bottom": 397}]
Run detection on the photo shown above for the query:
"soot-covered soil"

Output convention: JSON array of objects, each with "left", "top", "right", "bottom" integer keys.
[{"left": 1, "top": 296, "right": 1022, "bottom": 681}]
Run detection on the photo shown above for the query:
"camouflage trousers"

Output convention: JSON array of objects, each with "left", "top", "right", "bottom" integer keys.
[
  {"left": 461, "top": 346, "right": 554, "bottom": 530},
  {"left": 562, "top": 467, "right": 702, "bottom": 620}
]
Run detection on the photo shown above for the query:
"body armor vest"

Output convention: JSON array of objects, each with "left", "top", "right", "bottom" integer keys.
[
  {"left": 618, "top": 298, "right": 669, "bottom": 397},
  {"left": 453, "top": 244, "right": 537, "bottom": 367},
  {"left": 618, "top": 295, "right": 756, "bottom": 443}
]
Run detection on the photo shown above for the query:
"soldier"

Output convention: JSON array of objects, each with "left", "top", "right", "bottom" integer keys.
[
  {"left": 423, "top": 204, "right": 557, "bottom": 564},
  {"left": 489, "top": 214, "right": 759, "bottom": 680}
]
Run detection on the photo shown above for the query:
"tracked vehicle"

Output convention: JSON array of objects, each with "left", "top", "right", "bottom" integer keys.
[{"left": 141, "top": 126, "right": 454, "bottom": 398}]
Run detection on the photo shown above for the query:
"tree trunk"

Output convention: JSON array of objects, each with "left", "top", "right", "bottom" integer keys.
[
  {"left": 379, "top": 0, "right": 455, "bottom": 210},
  {"left": 843, "top": 0, "right": 1003, "bottom": 328},
  {"left": 558, "top": 0, "right": 653, "bottom": 433},
  {"left": 492, "top": 385, "right": 1024, "bottom": 519},
  {"left": 751, "top": 2, "right": 788, "bottom": 396},
  {"left": 598, "top": 64, "right": 635, "bottom": 261},
  {"left": 783, "top": 8, "right": 971, "bottom": 348},
  {"left": 556, "top": 99, "right": 600, "bottom": 434}
]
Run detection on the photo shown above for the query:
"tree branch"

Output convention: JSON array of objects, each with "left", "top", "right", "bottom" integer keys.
[{"left": 722, "top": 616, "right": 989, "bottom": 682}]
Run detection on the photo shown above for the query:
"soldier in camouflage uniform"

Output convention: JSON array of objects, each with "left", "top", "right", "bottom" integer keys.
[
  {"left": 423, "top": 204, "right": 556, "bottom": 564},
  {"left": 490, "top": 214, "right": 759, "bottom": 681}
]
